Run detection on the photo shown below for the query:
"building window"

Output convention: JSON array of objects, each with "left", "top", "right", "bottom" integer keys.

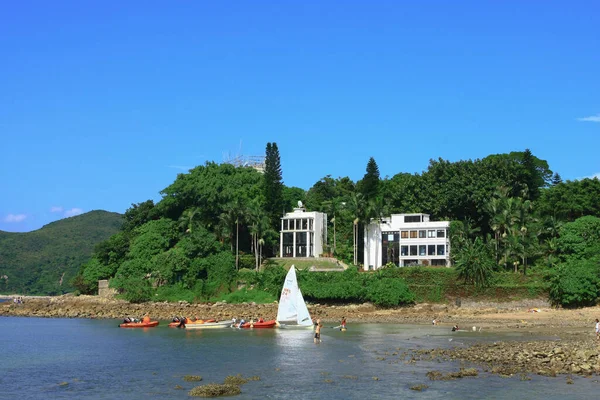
[
  {"left": 428, "top": 245, "right": 435, "bottom": 256},
  {"left": 289, "top": 219, "right": 294, "bottom": 230},
  {"left": 401, "top": 245, "right": 408, "bottom": 256},
  {"left": 410, "top": 230, "right": 418, "bottom": 239},
  {"left": 431, "top": 259, "right": 446, "bottom": 266},
  {"left": 428, "top": 230, "right": 436, "bottom": 238},
  {"left": 296, "top": 232, "right": 307, "bottom": 257},
  {"left": 419, "top": 245, "right": 426, "bottom": 256},
  {"left": 404, "top": 259, "right": 419, "bottom": 266},
  {"left": 437, "top": 245, "right": 445, "bottom": 256},
  {"left": 404, "top": 215, "right": 421, "bottom": 223},
  {"left": 419, "top": 230, "right": 426, "bottom": 238},
  {"left": 401, "top": 231, "right": 408, "bottom": 239},
  {"left": 302, "top": 219, "right": 308, "bottom": 230},
  {"left": 283, "top": 220, "right": 289, "bottom": 230},
  {"left": 309, "top": 219, "right": 313, "bottom": 231},
  {"left": 410, "top": 245, "right": 417, "bottom": 256},
  {"left": 282, "top": 233, "right": 294, "bottom": 257},
  {"left": 296, "top": 219, "right": 302, "bottom": 230},
  {"left": 437, "top": 230, "right": 445, "bottom": 238}
]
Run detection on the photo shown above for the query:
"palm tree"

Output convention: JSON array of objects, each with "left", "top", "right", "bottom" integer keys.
[
  {"left": 247, "top": 200, "right": 270, "bottom": 271},
  {"left": 178, "top": 207, "right": 201, "bottom": 234},
  {"left": 220, "top": 198, "right": 248, "bottom": 270},
  {"left": 349, "top": 193, "right": 366, "bottom": 266}
]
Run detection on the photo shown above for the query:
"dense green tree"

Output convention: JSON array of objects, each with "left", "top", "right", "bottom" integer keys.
[
  {"left": 282, "top": 186, "right": 306, "bottom": 212},
  {"left": 557, "top": 216, "right": 600, "bottom": 261},
  {"left": 537, "top": 178, "right": 600, "bottom": 221},
  {"left": 122, "top": 200, "right": 159, "bottom": 234},
  {"left": 359, "top": 157, "right": 380, "bottom": 202},
  {"left": 263, "top": 143, "right": 284, "bottom": 235},
  {"left": 549, "top": 259, "right": 600, "bottom": 307}
]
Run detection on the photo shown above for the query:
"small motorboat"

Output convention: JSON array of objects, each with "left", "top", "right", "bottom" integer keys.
[
  {"left": 184, "top": 321, "right": 232, "bottom": 330},
  {"left": 119, "top": 320, "right": 159, "bottom": 328},
  {"left": 239, "top": 319, "right": 277, "bottom": 329},
  {"left": 168, "top": 319, "right": 216, "bottom": 328}
]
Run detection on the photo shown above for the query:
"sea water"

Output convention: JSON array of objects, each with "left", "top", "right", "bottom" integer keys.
[{"left": 0, "top": 317, "right": 596, "bottom": 400}]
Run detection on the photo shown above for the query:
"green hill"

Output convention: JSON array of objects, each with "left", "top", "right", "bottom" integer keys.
[{"left": 0, "top": 210, "right": 123, "bottom": 295}]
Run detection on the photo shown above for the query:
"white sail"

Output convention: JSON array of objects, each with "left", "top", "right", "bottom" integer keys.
[
  {"left": 296, "top": 287, "right": 313, "bottom": 326},
  {"left": 277, "top": 265, "right": 312, "bottom": 326}
]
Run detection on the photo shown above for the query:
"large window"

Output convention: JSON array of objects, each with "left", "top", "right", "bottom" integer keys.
[
  {"left": 410, "top": 245, "right": 417, "bottom": 256},
  {"left": 296, "top": 219, "right": 302, "bottom": 230},
  {"left": 405, "top": 215, "right": 421, "bottom": 223},
  {"left": 282, "top": 232, "right": 294, "bottom": 257},
  {"left": 283, "top": 220, "right": 289, "bottom": 230},
  {"left": 410, "top": 230, "right": 418, "bottom": 239},
  {"left": 437, "top": 230, "right": 445, "bottom": 238},
  {"left": 437, "top": 245, "right": 445, "bottom": 256},
  {"left": 401, "top": 231, "right": 408, "bottom": 239},
  {"left": 428, "top": 230, "right": 436, "bottom": 238},
  {"left": 428, "top": 245, "right": 436, "bottom": 256},
  {"left": 401, "top": 245, "right": 408, "bottom": 256},
  {"left": 431, "top": 259, "right": 446, "bottom": 266},
  {"left": 419, "top": 230, "right": 426, "bottom": 238},
  {"left": 296, "top": 232, "right": 307, "bottom": 257},
  {"left": 309, "top": 219, "right": 313, "bottom": 231},
  {"left": 302, "top": 219, "right": 308, "bottom": 230},
  {"left": 289, "top": 219, "right": 295, "bottom": 230},
  {"left": 419, "top": 245, "right": 426, "bottom": 256}
]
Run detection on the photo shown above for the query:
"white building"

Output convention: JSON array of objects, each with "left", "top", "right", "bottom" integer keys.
[
  {"left": 280, "top": 205, "right": 327, "bottom": 258},
  {"left": 364, "top": 213, "right": 450, "bottom": 270}
]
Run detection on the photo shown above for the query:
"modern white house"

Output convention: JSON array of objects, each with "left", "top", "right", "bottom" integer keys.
[
  {"left": 364, "top": 213, "right": 450, "bottom": 270},
  {"left": 280, "top": 204, "right": 327, "bottom": 258}
]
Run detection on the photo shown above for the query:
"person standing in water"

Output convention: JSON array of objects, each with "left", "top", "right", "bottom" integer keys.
[
  {"left": 314, "top": 319, "right": 322, "bottom": 343},
  {"left": 341, "top": 317, "right": 347, "bottom": 330}
]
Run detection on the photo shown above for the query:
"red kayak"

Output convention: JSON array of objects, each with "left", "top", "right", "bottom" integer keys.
[
  {"left": 240, "top": 320, "right": 277, "bottom": 329},
  {"left": 168, "top": 319, "right": 216, "bottom": 328},
  {"left": 119, "top": 321, "right": 159, "bottom": 328}
]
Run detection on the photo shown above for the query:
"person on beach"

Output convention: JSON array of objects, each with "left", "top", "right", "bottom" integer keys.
[
  {"left": 595, "top": 319, "right": 599, "bottom": 340},
  {"left": 314, "top": 319, "right": 322, "bottom": 343},
  {"left": 452, "top": 324, "right": 459, "bottom": 332},
  {"left": 341, "top": 317, "right": 347, "bottom": 330}
]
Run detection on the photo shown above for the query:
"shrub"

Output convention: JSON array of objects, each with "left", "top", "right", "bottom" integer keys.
[
  {"left": 549, "top": 259, "right": 600, "bottom": 307},
  {"left": 365, "top": 278, "right": 415, "bottom": 307},
  {"left": 210, "top": 288, "right": 276, "bottom": 304}
]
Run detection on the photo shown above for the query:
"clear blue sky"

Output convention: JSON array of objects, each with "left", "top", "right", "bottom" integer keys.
[{"left": 1, "top": 1, "right": 599, "bottom": 232}]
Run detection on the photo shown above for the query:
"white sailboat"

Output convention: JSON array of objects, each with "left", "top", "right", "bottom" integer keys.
[{"left": 276, "top": 265, "right": 314, "bottom": 329}]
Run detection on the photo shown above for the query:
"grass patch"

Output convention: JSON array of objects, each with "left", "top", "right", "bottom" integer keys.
[
  {"left": 209, "top": 288, "right": 276, "bottom": 304},
  {"left": 153, "top": 285, "right": 197, "bottom": 303}
]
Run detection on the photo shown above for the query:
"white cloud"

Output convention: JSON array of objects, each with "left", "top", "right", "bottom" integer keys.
[
  {"left": 50, "top": 206, "right": 64, "bottom": 213},
  {"left": 64, "top": 208, "right": 84, "bottom": 217},
  {"left": 588, "top": 172, "right": 600, "bottom": 180},
  {"left": 577, "top": 114, "right": 600, "bottom": 122},
  {"left": 4, "top": 214, "right": 27, "bottom": 223},
  {"left": 168, "top": 165, "right": 192, "bottom": 171}
]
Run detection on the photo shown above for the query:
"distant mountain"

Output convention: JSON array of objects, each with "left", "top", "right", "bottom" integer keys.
[{"left": 0, "top": 210, "right": 123, "bottom": 295}]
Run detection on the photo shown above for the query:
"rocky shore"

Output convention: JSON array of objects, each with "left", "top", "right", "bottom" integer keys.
[{"left": 3, "top": 295, "right": 600, "bottom": 378}]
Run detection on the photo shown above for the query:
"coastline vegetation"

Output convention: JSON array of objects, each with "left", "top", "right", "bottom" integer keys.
[
  {"left": 5, "top": 142, "right": 599, "bottom": 308},
  {"left": 71, "top": 144, "right": 599, "bottom": 307}
]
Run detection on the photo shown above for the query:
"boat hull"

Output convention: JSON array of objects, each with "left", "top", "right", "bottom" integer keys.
[
  {"left": 119, "top": 321, "right": 159, "bottom": 328},
  {"left": 168, "top": 319, "right": 216, "bottom": 328},
  {"left": 239, "top": 320, "right": 277, "bottom": 329},
  {"left": 278, "top": 323, "right": 314, "bottom": 330},
  {"left": 184, "top": 321, "right": 232, "bottom": 330}
]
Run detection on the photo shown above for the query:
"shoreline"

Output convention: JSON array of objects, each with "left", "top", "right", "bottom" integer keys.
[{"left": 3, "top": 295, "right": 600, "bottom": 377}]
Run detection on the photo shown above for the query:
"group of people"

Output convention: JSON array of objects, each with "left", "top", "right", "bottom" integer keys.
[
  {"left": 433, "top": 317, "right": 460, "bottom": 332},
  {"left": 123, "top": 315, "right": 151, "bottom": 324},
  {"left": 13, "top": 297, "right": 24, "bottom": 305},
  {"left": 231, "top": 317, "right": 265, "bottom": 328}
]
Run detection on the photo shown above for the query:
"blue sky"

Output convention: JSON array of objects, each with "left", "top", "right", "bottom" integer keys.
[{"left": 1, "top": 1, "right": 598, "bottom": 232}]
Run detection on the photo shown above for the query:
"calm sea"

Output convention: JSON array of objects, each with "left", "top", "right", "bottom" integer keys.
[{"left": 0, "top": 317, "right": 595, "bottom": 399}]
